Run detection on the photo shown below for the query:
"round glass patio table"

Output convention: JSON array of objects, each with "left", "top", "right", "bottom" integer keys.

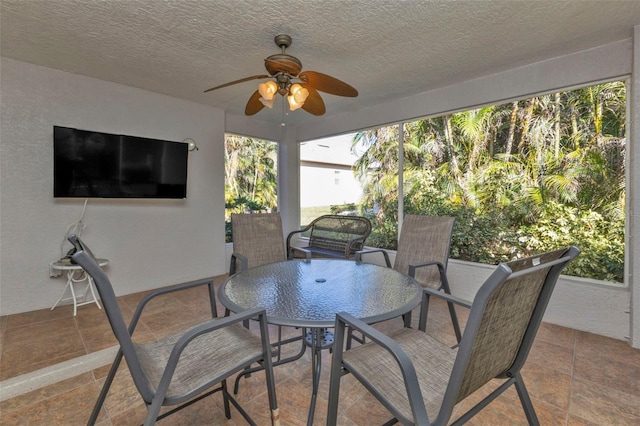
[{"left": 218, "top": 258, "right": 421, "bottom": 425}]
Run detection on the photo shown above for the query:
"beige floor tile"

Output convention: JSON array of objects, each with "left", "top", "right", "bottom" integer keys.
[
  {"left": 1, "top": 273, "right": 639, "bottom": 426},
  {"left": 569, "top": 378, "right": 640, "bottom": 425}
]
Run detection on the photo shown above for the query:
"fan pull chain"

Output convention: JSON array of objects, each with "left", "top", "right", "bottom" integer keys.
[{"left": 281, "top": 96, "right": 286, "bottom": 127}]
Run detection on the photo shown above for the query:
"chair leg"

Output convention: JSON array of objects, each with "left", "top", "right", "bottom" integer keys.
[
  {"left": 258, "top": 314, "right": 280, "bottom": 426},
  {"left": 447, "top": 301, "right": 462, "bottom": 343},
  {"left": 263, "top": 356, "right": 280, "bottom": 426},
  {"left": 451, "top": 377, "right": 516, "bottom": 425},
  {"left": 222, "top": 379, "right": 232, "bottom": 419},
  {"left": 327, "top": 318, "right": 348, "bottom": 425},
  {"left": 514, "top": 372, "right": 540, "bottom": 426},
  {"left": 439, "top": 277, "right": 462, "bottom": 342},
  {"left": 144, "top": 396, "right": 164, "bottom": 426},
  {"left": 346, "top": 327, "right": 354, "bottom": 350},
  {"left": 88, "top": 349, "right": 123, "bottom": 425}
]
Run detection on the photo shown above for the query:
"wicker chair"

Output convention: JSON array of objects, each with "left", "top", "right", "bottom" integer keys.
[
  {"left": 328, "top": 246, "right": 580, "bottom": 426},
  {"left": 69, "top": 235, "right": 280, "bottom": 426},
  {"left": 356, "top": 215, "right": 461, "bottom": 342},
  {"left": 287, "top": 214, "right": 371, "bottom": 259},
  {"left": 230, "top": 212, "right": 309, "bottom": 275}
]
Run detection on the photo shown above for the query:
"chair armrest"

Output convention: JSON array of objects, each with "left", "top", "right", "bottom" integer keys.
[
  {"left": 355, "top": 249, "right": 391, "bottom": 267},
  {"left": 334, "top": 312, "right": 430, "bottom": 424},
  {"left": 409, "top": 260, "right": 445, "bottom": 280},
  {"left": 288, "top": 246, "right": 312, "bottom": 261},
  {"left": 129, "top": 278, "right": 217, "bottom": 335},
  {"left": 174, "top": 307, "right": 269, "bottom": 356},
  {"left": 155, "top": 307, "right": 272, "bottom": 404},
  {"left": 286, "top": 224, "right": 314, "bottom": 254},
  {"left": 408, "top": 260, "right": 441, "bottom": 272},
  {"left": 422, "top": 287, "right": 471, "bottom": 308},
  {"left": 409, "top": 260, "right": 451, "bottom": 292},
  {"left": 229, "top": 252, "right": 248, "bottom": 275},
  {"left": 344, "top": 237, "right": 367, "bottom": 255},
  {"left": 418, "top": 288, "right": 471, "bottom": 333}
]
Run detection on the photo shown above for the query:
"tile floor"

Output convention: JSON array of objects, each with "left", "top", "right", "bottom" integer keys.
[{"left": 1, "top": 275, "right": 639, "bottom": 425}]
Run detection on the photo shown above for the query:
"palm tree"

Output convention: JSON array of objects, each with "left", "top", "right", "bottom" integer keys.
[{"left": 224, "top": 134, "right": 278, "bottom": 216}]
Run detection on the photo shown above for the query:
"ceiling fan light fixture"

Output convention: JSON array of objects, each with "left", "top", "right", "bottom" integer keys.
[
  {"left": 287, "top": 83, "right": 309, "bottom": 111},
  {"left": 258, "top": 81, "right": 278, "bottom": 101},
  {"left": 259, "top": 96, "right": 275, "bottom": 108}
]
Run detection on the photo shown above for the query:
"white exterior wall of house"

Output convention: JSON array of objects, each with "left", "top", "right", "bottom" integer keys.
[
  {"left": 299, "top": 136, "right": 363, "bottom": 210},
  {"left": 2, "top": 31, "right": 639, "bottom": 347},
  {"left": 299, "top": 165, "right": 362, "bottom": 208}
]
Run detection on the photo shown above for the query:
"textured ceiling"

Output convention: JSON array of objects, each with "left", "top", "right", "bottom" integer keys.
[{"left": 2, "top": 0, "right": 640, "bottom": 128}]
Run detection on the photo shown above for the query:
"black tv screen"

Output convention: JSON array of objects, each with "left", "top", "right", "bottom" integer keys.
[{"left": 54, "top": 126, "right": 188, "bottom": 198}]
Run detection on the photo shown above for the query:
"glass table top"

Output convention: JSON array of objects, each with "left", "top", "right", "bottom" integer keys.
[{"left": 219, "top": 259, "right": 422, "bottom": 328}]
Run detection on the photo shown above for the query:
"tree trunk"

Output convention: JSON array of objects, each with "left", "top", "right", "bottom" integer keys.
[
  {"left": 519, "top": 98, "right": 536, "bottom": 151},
  {"left": 506, "top": 101, "right": 518, "bottom": 156},
  {"left": 554, "top": 93, "right": 561, "bottom": 158}
]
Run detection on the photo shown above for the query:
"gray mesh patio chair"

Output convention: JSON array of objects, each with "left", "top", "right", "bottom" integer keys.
[
  {"left": 356, "top": 215, "right": 461, "bottom": 342},
  {"left": 230, "top": 212, "right": 309, "bottom": 275},
  {"left": 328, "top": 246, "right": 580, "bottom": 426},
  {"left": 68, "top": 235, "right": 280, "bottom": 426},
  {"left": 229, "top": 212, "right": 309, "bottom": 391}
]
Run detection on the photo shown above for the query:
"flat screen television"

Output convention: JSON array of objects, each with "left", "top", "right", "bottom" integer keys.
[{"left": 53, "top": 126, "right": 188, "bottom": 198}]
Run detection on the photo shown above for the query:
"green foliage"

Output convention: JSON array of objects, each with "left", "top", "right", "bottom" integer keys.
[
  {"left": 224, "top": 134, "right": 278, "bottom": 220},
  {"left": 224, "top": 134, "right": 278, "bottom": 242},
  {"left": 363, "top": 212, "right": 399, "bottom": 250},
  {"left": 329, "top": 203, "right": 358, "bottom": 215},
  {"left": 224, "top": 83, "right": 627, "bottom": 282},
  {"left": 517, "top": 202, "right": 624, "bottom": 282},
  {"left": 224, "top": 196, "right": 271, "bottom": 243},
  {"left": 351, "top": 81, "right": 626, "bottom": 283}
]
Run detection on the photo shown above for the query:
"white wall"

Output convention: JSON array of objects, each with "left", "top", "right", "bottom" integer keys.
[
  {"left": 0, "top": 58, "right": 227, "bottom": 315},
  {"left": 300, "top": 166, "right": 362, "bottom": 208}
]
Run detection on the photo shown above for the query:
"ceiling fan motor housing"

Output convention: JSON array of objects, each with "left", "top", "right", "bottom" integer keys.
[
  {"left": 265, "top": 34, "right": 303, "bottom": 77},
  {"left": 275, "top": 74, "right": 292, "bottom": 95}
]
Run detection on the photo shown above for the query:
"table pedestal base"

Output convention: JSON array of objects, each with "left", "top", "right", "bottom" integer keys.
[
  {"left": 233, "top": 326, "right": 331, "bottom": 425},
  {"left": 306, "top": 327, "right": 330, "bottom": 425},
  {"left": 304, "top": 328, "right": 334, "bottom": 348}
]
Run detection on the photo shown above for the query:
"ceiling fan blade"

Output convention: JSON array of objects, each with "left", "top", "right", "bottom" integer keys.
[
  {"left": 301, "top": 86, "right": 326, "bottom": 116},
  {"left": 299, "top": 71, "right": 358, "bottom": 97},
  {"left": 245, "top": 90, "right": 265, "bottom": 116},
  {"left": 204, "top": 75, "right": 270, "bottom": 93}
]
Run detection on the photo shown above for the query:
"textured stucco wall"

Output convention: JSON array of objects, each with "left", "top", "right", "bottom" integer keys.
[{"left": 0, "top": 58, "right": 227, "bottom": 315}]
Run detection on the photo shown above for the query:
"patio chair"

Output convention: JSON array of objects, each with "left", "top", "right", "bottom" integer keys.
[
  {"left": 286, "top": 214, "right": 372, "bottom": 259},
  {"left": 230, "top": 212, "right": 309, "bottom": 275},
  {"left": 68, "top": 235, "right": 280, "bottom": 426},
  {"left": 229, "top": 212, "right": 309, "bottom": 391},
  {"left": 327, "top": 246, "right": 579, "bottom": 426},
  {"left": 356, "top": 215, "right": 461, "bottom": 342}
]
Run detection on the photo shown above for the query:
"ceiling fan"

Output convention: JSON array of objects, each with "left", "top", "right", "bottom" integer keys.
[{"left": 204, "top": 34, "right": 358, "bottom": 116}]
